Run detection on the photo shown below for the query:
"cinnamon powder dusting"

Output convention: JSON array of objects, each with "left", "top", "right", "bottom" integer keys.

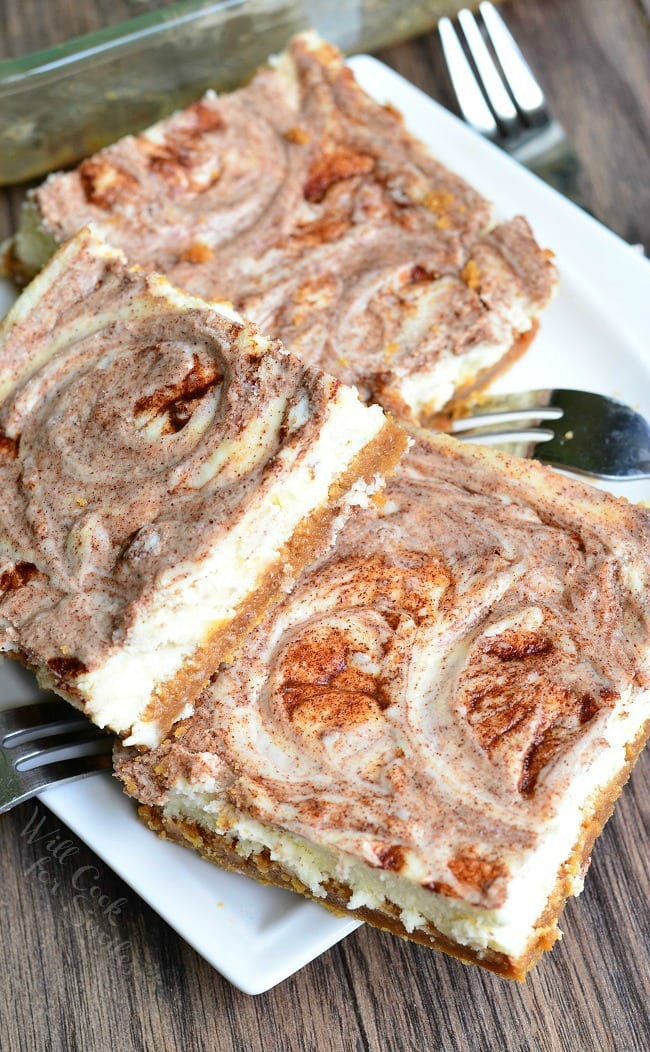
[
  {"left": 304, "top": 146, "right": 375, "bottom": 203},
  {"left": 0, "top": 561, "right": 39, "bottom": 593},
  {"left": 375, "top": 844, "right": 406, "bottom": 871},
  {"left": 0, "top": 430, "right": 18, "bottom": 458},
  {"left": 47, "top": 656, "right": 89, "bottom": 681},
  {"left": 134, "top": 354, "right": 222, "bottom": 434}
]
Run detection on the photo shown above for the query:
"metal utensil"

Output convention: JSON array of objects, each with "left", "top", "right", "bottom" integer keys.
[
  {"left": 439, "top": 2, "right": 587, "bottom": 208},
  {"left": 447, "top": 388, "right": 650, "bottom": 479},
  {"left": 0, "top": 699, "right": 113, "bottom": 814}
]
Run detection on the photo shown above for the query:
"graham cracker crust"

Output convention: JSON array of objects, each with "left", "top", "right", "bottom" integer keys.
[{"left": 133, "top": 714, "right": 650, "bottom": 980}]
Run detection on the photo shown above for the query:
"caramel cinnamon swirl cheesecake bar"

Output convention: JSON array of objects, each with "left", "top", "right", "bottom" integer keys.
[
  {"left": 115, "top": 430, "right": 650, "bottom": 977},
  {"left": 0, "top": 227, "right": 406, "bottom": 746},
  {"left": 3, "top": 33, "right": 557, "bottom": 422}
]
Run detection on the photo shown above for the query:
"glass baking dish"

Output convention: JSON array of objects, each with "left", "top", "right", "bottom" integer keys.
[{"left": 0, "top": 0, "right": 466, "bottom": 185}]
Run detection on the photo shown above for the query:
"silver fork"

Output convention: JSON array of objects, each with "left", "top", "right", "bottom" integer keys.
[
  {"left": 447, "top": 388, "right": 650, "bottom": 480},
  {"left": 0, "top": 698, "right": 113, "bottom": 814},
  {"left": 439, "top": 2, "right": 586, "bottom": 208}
]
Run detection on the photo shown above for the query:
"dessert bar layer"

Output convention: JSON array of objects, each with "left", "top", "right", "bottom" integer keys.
[
  {"left": 4, "top": 33, "right": 557, "bottom": 422},
  {"left": 0, "top": 226, "right": 405, "bottom": 746},
  {"left": 116, "top": 430, "right": 650, "bottom": 976}
]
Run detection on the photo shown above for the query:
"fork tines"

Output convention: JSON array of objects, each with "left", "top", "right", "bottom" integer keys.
[
  {"left": 448, "top": 388, "right": 650, "bottom": 481},
  {"left": 439, "top": 1, "right": 547, "bottom": 137},
  {"left": 0, "top": 699, "right": 113, "bottom": 814}
]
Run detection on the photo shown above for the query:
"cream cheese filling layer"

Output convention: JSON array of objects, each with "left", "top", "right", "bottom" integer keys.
[
  {"left": 398, "top": 335, "right": 517, "bottom": 418},
  {"left": 396, "top": 285, "right": 543, "bottom": 419},
  {"left": 78, "top": 386, "right": 387, "bottom": 746},
  {"left": 161, "top": 683, "right": 650, "bottom": 959}
]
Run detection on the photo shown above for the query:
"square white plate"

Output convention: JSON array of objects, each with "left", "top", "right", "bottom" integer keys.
[{"left": 1, "top": 55, "right": 649, "bottom": 996}]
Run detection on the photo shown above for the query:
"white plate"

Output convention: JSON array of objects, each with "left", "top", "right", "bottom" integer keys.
[{"left": 1, "top": 55, "right": 649, "bottom": 996}]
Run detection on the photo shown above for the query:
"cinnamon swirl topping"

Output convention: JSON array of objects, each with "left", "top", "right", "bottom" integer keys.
[
  {"left": 19, "top": 33, "right": 557, "bottom": 421},
  {"left": 0, "top": 226, "right": 395, "bottom": 743},
  {"left": 118, "top": 431, "right": 650, "bottom": 909}
]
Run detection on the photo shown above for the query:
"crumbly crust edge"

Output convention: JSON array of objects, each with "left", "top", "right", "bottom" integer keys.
[
  {"left": 130, "top": 714, "right": 650, "bottom": 980},
  {"left": 422, "top": 323, "right": 538, "bottom": 429}
]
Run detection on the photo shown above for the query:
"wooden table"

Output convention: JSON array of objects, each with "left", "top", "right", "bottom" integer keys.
[{"left": 1, "top": 2, "right": 648, "bottom": 1050}]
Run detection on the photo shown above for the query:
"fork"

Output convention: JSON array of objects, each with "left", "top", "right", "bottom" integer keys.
[
  {"left": 439, "top": 2, "right": 586, "bottom": 208},
  {"left": 0, "top": 699, "right": 113, "bottom": 814},
  {"left": 446, "top": 388, "right": 650, "bottom": 480}
]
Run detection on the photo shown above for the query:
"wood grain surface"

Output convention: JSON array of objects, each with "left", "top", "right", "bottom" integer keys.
[{"left": 0, "top": 2, "right": 649, "bottom": 1051}]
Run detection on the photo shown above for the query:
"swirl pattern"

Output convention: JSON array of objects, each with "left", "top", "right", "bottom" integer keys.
[
  {"left": 0, "top": 229, "right": 344, "bottom": 684},
  {"left": 31, "top": 34, "right": 556, "bottom": 420},
  {"left": 121, "top": 432, "right": 650, "bottom": 908}
]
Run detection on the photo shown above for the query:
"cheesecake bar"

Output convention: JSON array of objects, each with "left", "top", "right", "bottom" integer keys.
[
  {"left": 115, "top": 430, "right": 650, "bottom": 977},
  {"left": 3, "top": 33, "right": 557, "bottom": 422},
  {"left": 0, "top": 226, "right": 406, "bottom": 746}
]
